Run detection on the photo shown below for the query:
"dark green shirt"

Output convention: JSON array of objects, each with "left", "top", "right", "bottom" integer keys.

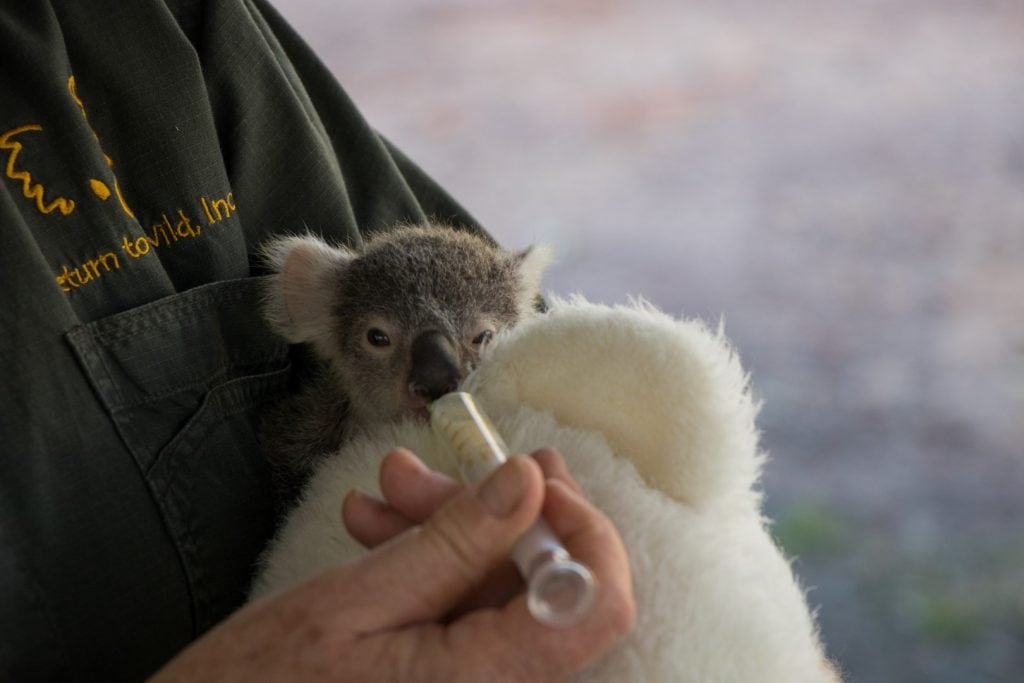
[{"left": 0, "top": 1, "right": 481, "bottom": 679}]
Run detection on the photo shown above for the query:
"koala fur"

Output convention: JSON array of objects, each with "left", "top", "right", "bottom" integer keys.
[{"left": 259, "top": 224, "right": 552, "bottom": 504}]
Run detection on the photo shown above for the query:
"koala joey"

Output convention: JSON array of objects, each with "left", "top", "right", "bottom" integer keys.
[{"left": 259, "top": 224, "right": 552, "bottom": 504}]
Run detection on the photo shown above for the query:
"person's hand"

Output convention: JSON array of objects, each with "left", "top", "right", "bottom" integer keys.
[
  {"left": 150, "top": 448, "right": 634, "bottom": 682},
  {"left": 342, "top": 447, "right": 597, "bottom": 618}
]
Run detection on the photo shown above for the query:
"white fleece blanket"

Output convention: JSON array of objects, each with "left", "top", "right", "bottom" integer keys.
[{"left": 251, "top": 297, "right": 835, "bottom": 682}]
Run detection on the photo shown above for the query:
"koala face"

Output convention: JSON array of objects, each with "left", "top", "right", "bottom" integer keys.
[
  {"left": 332, "top": 307, "right": 504, "bottom": 425},
  {"left": 263, "top": 225, "right": 551, "bottom": 429}
]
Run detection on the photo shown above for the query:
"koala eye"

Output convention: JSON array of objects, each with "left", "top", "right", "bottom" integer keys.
[
  {"left": 472, "top": 329, "right": 494, "bottom": 345},
  {"left": 367, "top": 328, "right": 391, "bottom": 347}
]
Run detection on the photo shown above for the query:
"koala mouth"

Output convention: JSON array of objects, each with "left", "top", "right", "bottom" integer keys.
[{"left": 404, "top": 387, "right": 438, "bottom": 421}]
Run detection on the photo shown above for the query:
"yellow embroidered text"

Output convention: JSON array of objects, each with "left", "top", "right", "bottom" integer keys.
[
  {"left": 54, "top": 191, "right": 238, "bottom": 294},
  {"left": 55, "top": 251, "right": 121, "bottom": 292},
  {"left": 122, "top": 210, "right": 203, "bottom": 258},
  {"left": 200, "top": 192, "right": 236, "bottom": 225},
  {"left": 0, "top": 124, "right": 76, "bottom": 216}
]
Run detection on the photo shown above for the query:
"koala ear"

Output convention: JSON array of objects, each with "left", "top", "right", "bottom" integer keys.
[
  {"left": 512, "top": 243, "right": 554, "bottom": 315},
  {"left": 262, "top": 235, "right": 355, "bottom": 344}
]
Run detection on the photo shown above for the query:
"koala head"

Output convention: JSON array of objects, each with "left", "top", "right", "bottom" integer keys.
[{"left": 263, "top": 225, "right": 552, "bottom": 428}]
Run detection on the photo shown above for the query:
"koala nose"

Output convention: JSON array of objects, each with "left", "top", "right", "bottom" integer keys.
[{"left": 408, "top": 330, "right": 461, "bottom": 402}]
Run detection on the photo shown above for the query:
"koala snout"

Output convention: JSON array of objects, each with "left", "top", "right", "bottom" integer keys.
[{"left": 408, "top": 330, "right": 461, "bottom": 402}]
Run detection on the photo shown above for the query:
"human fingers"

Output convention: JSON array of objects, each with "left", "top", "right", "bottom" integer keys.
[
  {"left": 540, "top": 479, "right": 634, "bottom": 623},
  {"left": 346, "top": 448, "right": 590, "bottom": 617},
  {"left": 364, "top": 449, "right": 589, "bottom": 617},
  {"left": 410, "top": 478, "right": 635, "bottom": 683},
  {"left": 376, "top": 448, "right": 579, "bottom": 524},
  {"left": 341, "top": 489, "right": 413, "bottom": 548},
  {"left": 337, "top": 455, "right": 546, "bottom": 632},
  {"left": 530, "top": 478, "right": 635, "bottom": 668},
  {"left": 530, "top": 447, "right": 583, "bottom": 495},
  {"left": 445, "top": 449, "right": 585, "bottom": 618},
  {"left": 343, "top": 492, "right": 525, "bottom": 620},
  {"left": 377, "top": 451, "right": 532, "bottom": 617},
  {"left": 342, "top": 449, "right": 461, "bottom": 548},
  {"left": 378, "top": 448, "right": 462, "bottom": 519}
]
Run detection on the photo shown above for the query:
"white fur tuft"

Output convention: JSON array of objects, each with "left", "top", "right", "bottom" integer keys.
[
  {"left": 261, "top": 235, "right": 355, "bottom": 346},
  {"left": 252, "top": 297, "right": 836, "bottom": 682},
  {"left": 468, "top": 295, "right": 763, "bottom": 510},
  {"left": 513, "top": 243, "right": 555, "bottom": 315}
]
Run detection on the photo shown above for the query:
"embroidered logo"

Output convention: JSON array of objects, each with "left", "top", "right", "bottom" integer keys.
[
  {"left": 0, "top": 124, "right": 76, "bottom": 216},
  {"left": 68, "top": 75, "right": 135, "bottom": 218},
  {"left": 2, "top": 74, "right": 239, "bottom": 294}
]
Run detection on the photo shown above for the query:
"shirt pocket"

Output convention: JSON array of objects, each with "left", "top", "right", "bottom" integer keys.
[{"left": 66, "top": 276, "right": 290, "bottom": 635}]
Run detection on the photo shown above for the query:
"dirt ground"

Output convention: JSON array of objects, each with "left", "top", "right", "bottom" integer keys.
[{"left": 274, "top": 1, "right": 1024, "bottom": 679}]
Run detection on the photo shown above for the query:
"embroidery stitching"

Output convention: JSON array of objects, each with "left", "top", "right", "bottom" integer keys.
[
  {"left": 68, "top": 76, "right": 135, "bottom": 218},
  {"left": 56, "top": 251, "right": 122, "bottom": 293},
  {"left": 0, "top": 124, "right": 76, "bottom": 216},
  {"left": 2, "top": 73, "right": 242, "bottom": 294}
]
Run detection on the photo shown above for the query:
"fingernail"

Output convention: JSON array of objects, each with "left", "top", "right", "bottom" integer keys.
[{"left": 477, "top": 457, "right": 528, "bottom": 517}]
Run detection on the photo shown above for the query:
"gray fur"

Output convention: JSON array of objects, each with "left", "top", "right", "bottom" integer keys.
[{"left": 259, "top": 224, "right": 552, "bottom": 505}]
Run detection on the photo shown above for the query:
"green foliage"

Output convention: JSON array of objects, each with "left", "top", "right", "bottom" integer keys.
[
  {"left": 914, "top": 592, "right": 983, "bottom": 646},
  {"left": 773, "top": 502, "right": 845, "bottom": 558}
]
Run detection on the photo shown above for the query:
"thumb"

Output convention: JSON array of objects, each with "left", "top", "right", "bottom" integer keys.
[{"left": 343, "top": 455, "right": 545, "bottom": 631}]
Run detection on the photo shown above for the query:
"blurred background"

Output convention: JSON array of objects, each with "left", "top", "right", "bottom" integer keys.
[{"left": 273, "top": 0, "right": 1024, "bottom": 679}]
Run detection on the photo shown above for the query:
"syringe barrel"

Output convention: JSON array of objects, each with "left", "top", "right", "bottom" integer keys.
[{"left": 429, "top": 392, "right": 597, "bottom": 627}]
